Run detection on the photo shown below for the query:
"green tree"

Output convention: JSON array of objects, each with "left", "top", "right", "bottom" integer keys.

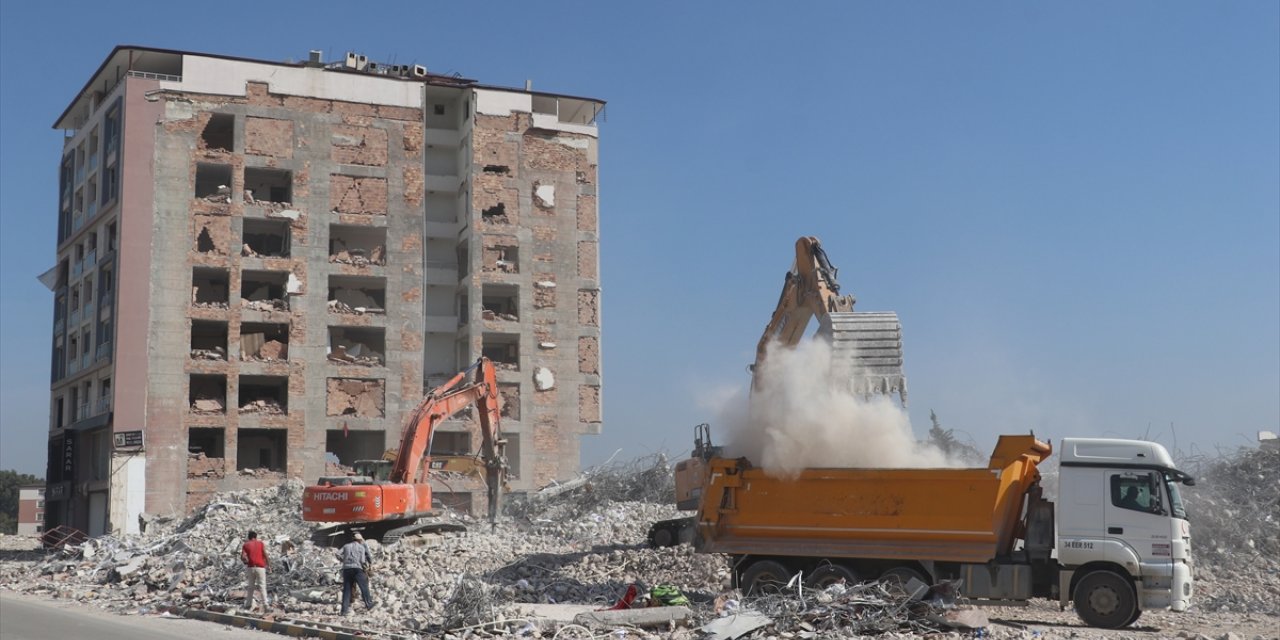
[{"left": 0, "top": 470, "right": 43, "bottom": 534}]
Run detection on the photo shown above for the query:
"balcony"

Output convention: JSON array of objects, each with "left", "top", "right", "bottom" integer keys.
[
  {"left": 68, "top": 307, "right": 82, "bottom": 327},
  {"left": 81, "top": 352, "right": 91, "bottom": 370},
  {"left": 84, "top": 249, "right": 97, "bottom": 267},
  {"left": 86, "top": 200, "right": 98, "bottom": 220},
  {"left": 95, "top": 396, "right": 112, "bottom": 415},
  {"left": 82, "top": 300, "right": 95, "bottom": 321},
  {"left": 71, "top": 214, "right": 85, "bottom": 233},
  {"left": 424, "top": 128, "right": 461, "bottom": 147},
  {"left": 71, "top": 259, "right": 84, "bottom": 278},
  {"left": 67, "top": 357, "right": 80, "bottom": 376},
  {"left": 424, "top": 315, "right": 460, "bottom": 333},
  {"left": 425, "top": 175, "right": 460, "bottom": 193},
  {"left": 96, "top": 341, "right": 112, "bottom": 362},
  {"left": 75, "top": 165, "right": 86, "bottom": 185},
  {"left": 424, "top": 260, "right": 459, "bottom": 286},
  {"left": 53, "top": 318, "right": 65, "bottom": 336},
  {"left": 77, "top": 403, "right": 90, "bottom": 421},
  {"left": 88, "top": 153, "right": 99, "bottom": 175}
]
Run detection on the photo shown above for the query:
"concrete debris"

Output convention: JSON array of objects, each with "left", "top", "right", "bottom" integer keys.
[
  {"left": 239, "top": 398, "right": 285, "bottom": 415},
  {"left": 242, "top": 243, "right": 260, "bottom": 257},
  {"left": 329, "top": 244, "right": 387, "bottom": 267},
  {"left": 326, "top": 378, "right": 385, "bottom": 417},
  {"left": 574, "top": 605, "right": 691, "bottom": 628},
  {"left": 190, "top": 346, "right": 227, "bottom": 360},
  {"left": 203, "top": 185, "right": 231, "bottom": 203},
  {"left": 191, "top": 397, "right": 226, "bottom": 414},
  {"left": 268, "top": 209, "right": 302, "bottom": 221},
  {"left": 187, "top": 453, "right": 226, "bottom": 478},
  {"left": 327, "top": 341, "right": 383, "bottom": 366},
  {"left": 328, "top": 289, "right": 385, "bottom": 315},
  {"left": 481, "top": 309, "right": 518, "bottom": 322},
  {"left": 3, "top": 449, "right": 1277, "bottom": 640},
  {"left": 243, "top": 298, "right": 288, "bottom": 312}
]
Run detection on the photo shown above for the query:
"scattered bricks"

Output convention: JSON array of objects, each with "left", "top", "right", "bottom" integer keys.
[
  {"left": 578, "top": 337, "right": 599, "bottom": 375},
  {"left": 330, "top": 175, "right": 388, "bottom": 215},
  {"left": 579, "top": 385, "right": 601, "bottom": 422},
  {"left": 326, "top": 378, "right": 385, "bottom": 417},
  {"left": 534, "top": 277, "right": 557, "bottom": 309},
  {"left": 577, "top": 194, "right": 598, "bottom": 232},
  {"left": 331, "top": 125, "right": 388, "bottom": 166},
  {"left": 244, "top": 117, "right": 294, "bottom": 158},
  {"left": 523, "top": 130, "right": 590, "bottom": 172},
  {"left": 577, "top": 289, "right": 599, "bottom": 326},
  {"left": 401, "top": 331, "right": 422, "bottom": 351},
  {"left": 482, "top": 240, "right": 518, "bottom": 274},
  {"left": 403, "top": 166, "right": 423, "bottom": 207},
  {"left": 402, "top": 123, "right": 423, "bottom": 155},
  {"left": 400, "top": 232, "right": 422, "bottom": 253},
  {"left": 577, "top": 241, "right": 598, "bottom": 280},
  {"left": 186, "top": 453, "right": 226, "bottom": 479}
]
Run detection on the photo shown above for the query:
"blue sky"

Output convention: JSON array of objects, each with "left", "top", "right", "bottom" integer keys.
[{"left": 1, "top": 2, "right": 1277, "bottom": 476}]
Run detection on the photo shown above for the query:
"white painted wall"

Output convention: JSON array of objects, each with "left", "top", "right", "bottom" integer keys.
[
  {"left": 109, "top": 452, "right": 145, "bottom": 535},
  {"left": 162, "top": 57, "right": 423, "bottom": 108},
  {"left": 475, "top": 89, "right": 533, "bottom": 116}
]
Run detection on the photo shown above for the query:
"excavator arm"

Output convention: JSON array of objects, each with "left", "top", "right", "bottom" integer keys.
[
  {"left": 753, "top": 236, "right": 907, "bottom": 405},
  {"left": 389, "top": 357, "right": 507, "bottom": 521}
]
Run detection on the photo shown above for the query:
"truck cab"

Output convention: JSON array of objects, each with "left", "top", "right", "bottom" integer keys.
[{"left": 1057, "top": 438, "right": 1194, "bottom": 627}]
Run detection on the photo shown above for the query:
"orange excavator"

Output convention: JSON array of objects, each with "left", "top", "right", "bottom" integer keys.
[{"left": 302, "top": 357, "right": 507, "bottom": 544}]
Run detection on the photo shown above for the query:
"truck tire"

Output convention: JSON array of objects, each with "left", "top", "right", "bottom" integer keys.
[
  {"left": 806, "top": 563, "right": 860, "bottom": 589},
  {"left": 741, "top": 560, "right": 794, "bottom": 595},
  {"left": 881, "top": 566, "right": 929, "bottom": 597},
  {"left": 1073, "top": 570, "right": 1137, "bottom": 629}
]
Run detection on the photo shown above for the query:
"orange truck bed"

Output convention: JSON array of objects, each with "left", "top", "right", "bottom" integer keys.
[{"left": 695, "top": 435, "right": 1051, "bottom": 564}]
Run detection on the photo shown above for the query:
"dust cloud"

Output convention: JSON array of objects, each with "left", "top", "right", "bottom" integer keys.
[{"left": 719, "top": 339, "right": 960, "bottom": 476}]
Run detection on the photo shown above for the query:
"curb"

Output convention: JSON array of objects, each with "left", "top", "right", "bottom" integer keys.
[{"left": 159, "top": 605, "right": 411, "bottom": 640}]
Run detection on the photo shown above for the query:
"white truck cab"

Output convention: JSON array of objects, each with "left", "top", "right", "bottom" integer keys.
[{"left": 1056, "top": 438, "right": 1195, "bottom": 627}]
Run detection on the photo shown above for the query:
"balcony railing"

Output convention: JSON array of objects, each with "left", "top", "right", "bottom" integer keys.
[
  {"left": 95, "top": 397, "right": 112, "bottom": 414},
  {"left": 53, "top": 318, "right": 65, "bottom": 336},
  {"left": 71, "top": 259, "right": 84, "bottom": 278},
  {"left": 81, "top": 352, "right": 91, "bottom": 370},
  {"left": 67, "top": 357, "right": 80, "bottom": 376},
  {"left": 95, "top": 341, "right": 112, "bottom": 361},
  {"left": 77, "top": 403, "right": 90, "bottom": 421},
  {"left": 88, "top": 154, "right": 99, "bottom": 174},
  {"left": 82, "top": 301, "right": 95, "bottom": 320},
  {"left": 71, "top": 214, "right": 85, "bottom": 233},
  {"left": 75, "top": 165, "right": 86, "bottom": 185},
  {"left": 86, "top": 200, "right": 98, "bottom": 220},
  {"left": 68, "top": 307, "right": 82, "bottom": 327}
]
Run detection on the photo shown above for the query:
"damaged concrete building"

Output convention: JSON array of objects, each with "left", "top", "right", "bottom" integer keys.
[{"left": 41, "top": 46, "right": 604, "bottom": 536}]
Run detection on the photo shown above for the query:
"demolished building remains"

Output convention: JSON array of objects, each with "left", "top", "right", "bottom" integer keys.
[{"left": 41, "top": 45, "right": 604, "bottom": 537}]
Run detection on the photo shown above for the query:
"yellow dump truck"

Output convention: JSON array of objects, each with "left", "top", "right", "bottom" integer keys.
[{"left": 651, "top": 427, "right": 1195, "bottom": 629}]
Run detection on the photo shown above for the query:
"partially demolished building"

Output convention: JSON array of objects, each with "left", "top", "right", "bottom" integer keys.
[{"left": 42, "top": 46, "right": 604, "bottom": 536}]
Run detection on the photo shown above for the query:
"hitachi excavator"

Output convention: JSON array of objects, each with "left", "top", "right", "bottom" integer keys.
[
  {"left": 302, "top": 357, "right": 507, "bottom": 545},
  {"left": 648, "top": 236, "right": 908, "bottom": 547}
]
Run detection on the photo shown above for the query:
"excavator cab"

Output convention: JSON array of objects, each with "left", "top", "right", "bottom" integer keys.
[{"left": 353, "top": 459, "right": 392, "bottom": 482}]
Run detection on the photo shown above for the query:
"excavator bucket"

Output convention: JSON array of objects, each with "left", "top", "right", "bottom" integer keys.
[{"left": 820, "top": 311, "right": 908, "bottom": 406}]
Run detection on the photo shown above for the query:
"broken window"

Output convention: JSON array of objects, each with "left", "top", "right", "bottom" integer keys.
[
  {"left": 192, "top": 268, "right": 230, "bottom": 308},
  {"left": 325, "top": 430, "right": 386, "bottom": 466},
  {"left": 238, "top": 375, "right": 288, "bottom": 415},
  {"left": 482, "top": 165, "right": 510, "bottom": 175},
  {"left": 242, "top": 218, "right": 291, "bottom": 258},
  {"left": 244, "top": 167, "right": 292, "bottom": 205},
  {"left": 499, "top": 383, "right": 521, "bottom": 421},
  {"left": 482, "top": 244, "right": 518, "bottom": 274},
  {"left": 482, "top": 333, "right": 520, "bottom": 370},
  {"left": 189, "top": 374, "right": 227, "bottom": 414},
  {"left": 236, "top": 428, "right": 287, "bottom": 472},
  {"left": 187, "top": 320, "right": 226, "bottom": 360},
  {"left": 201, "top": 113, "right": 234, "bottom": 153},
  {"left": 482, "top": 285, "right": 519, "bottom": 321},
  {"left": 328, "top": 326, "right": 385, "bottom": 366},
  {"left": 195, "top": 163, "right": 233, "bottom": 201},
  {"left": 326, "top": 378, "right": 386, "bottom": 418},
  {"left": 329, "top": 225, "right": 386, "bottom": 266},
  {"left": 241, "top": 270, "right": 291, "bottom": 312},
  {"left": 188, "top": 427, "right": 226, "bottom": 478},
  {"left": 196, "top": 226, "right": 217, "bottom": 253},
  {"left": 327, "top": 275, "right": 386, "bottom": 315},
  {"left": 240, "top": 322, "right": 289, "bottom": 361}
]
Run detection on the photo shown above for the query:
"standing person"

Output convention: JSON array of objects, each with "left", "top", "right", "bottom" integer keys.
[
  {"left": 338, "top": 532, "right": 375, "bottom": 615},
  {"left": 240, "top": 530, "right": 270, "bottom": 613}
]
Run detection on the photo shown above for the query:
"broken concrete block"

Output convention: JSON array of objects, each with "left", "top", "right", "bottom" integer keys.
[
  {"left": 573, "top": 605, "right": 692, "bottom": 629},
  {"left": 700, "top": 611, "right": 772, "bottom": 640}
]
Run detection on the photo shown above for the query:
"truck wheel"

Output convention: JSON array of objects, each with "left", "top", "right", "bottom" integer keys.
[
  {"left": 806, "top": 563, "right": 859, "bottom": 589},
  {"left": 741, "top": 560, "right": 794, "bottom": 595},
  {"left": 881, "top": 566, "right": 929, "bottom": 597},
  {"left": 1073, "top": 570, "right": 1137, "bottom": 629},
  {"left": 650, "top": 526, "right": 675, "bottom": 548}
]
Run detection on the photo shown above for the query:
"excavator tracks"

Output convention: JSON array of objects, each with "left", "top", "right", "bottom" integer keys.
[{"left": 821, "top": 311, "right": 908, "bottom": 406}]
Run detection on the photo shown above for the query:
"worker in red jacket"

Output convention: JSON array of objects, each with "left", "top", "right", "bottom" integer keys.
[{"left": 240, "top": 530, "right": 270, "bottom": 613}]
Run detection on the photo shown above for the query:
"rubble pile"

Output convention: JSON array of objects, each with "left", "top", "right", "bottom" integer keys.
[
  {"left": 239, "top": 398, "right": 285, "bottom": 415},
  {"left": 330, "top": 244, "right": 387, "bottom": 267},
  {"left": 325, "top": 378, "right": 385, "bottom": 417},
  {"left": 190, "top": 346, "right": 227, "bottom": 360},
  {"left": 1179, "top": 446, "right": 1280, "bottom": 614}
]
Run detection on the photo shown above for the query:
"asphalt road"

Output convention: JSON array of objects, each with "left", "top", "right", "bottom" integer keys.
[{"left": 0, "top": 592, "right": 271, "bottom": 640}]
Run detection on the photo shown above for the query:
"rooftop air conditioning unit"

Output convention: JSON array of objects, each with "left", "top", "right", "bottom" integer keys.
[{"left": 412, "top": 65, "right": 428, "bottom": 78}]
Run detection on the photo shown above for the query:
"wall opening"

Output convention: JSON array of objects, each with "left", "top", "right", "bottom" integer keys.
[
  {"left": 242, "top": 218, "right": 291, "bottom": 257},
  {"left": 328, "top": 326, "right": 386, "bottom": 366},
  {"left": 189, "top": 374, "right": 227, "bottom": 414},
  {"left": 190, "top": 320, "right": 228, "bottom": 360},
  {"left": 499, "top": 383, "right": 521, "bottom": 420},
  {"left": 238, "top": 375, "right": 288, "bottom": 414},
  {"left": 201, "top": 114, "right": 235, "bottom": 152},
  {"left": 329, "top": 225, "right": 387, "bottom": 266},
  {"left": 192, "top": 267, "right": 230, "bottom": 307},
  {"left": 482, "top": 333, "right": 520, "bottom": 370},
  {"left": 237, "top": 428, "right": 287, "bottom": 472},
  {"left": 482, "top": 284, "right": 518, "bottom": 321},
  {"left": 196, "top": 226, "right": 216, "bottom": 253},
  {"left": 195, "top": 163, "right": 233, "bottom": 200},
  {"left": 241, "top": 270, "right": 291, "bottom": 311},
  {"left": 244, "top": 167, "right": 292, "bottom": 205},
  {"left": 240, "top": 322, "right": 289, "bottom": 361},
  {"left": 325, "top": 430, "right": 386, "bottom": 465},
  {"left": 481, "top": 202, "right": 510, "bottom": 225},
  {"left": 328, "top": 275, "right": 386, "bottom": 315},
  {"left": 505, "top": 432, "right": 521, "bottom": 480},
  {"left": 482, "top": 244, "right": 518, "bottom": 273},
  {"left": 431, "top": 430, "right": 471, "bottom": 456},
  {"left": 188, "top": 427, "right": 227, "bottom": 478}
]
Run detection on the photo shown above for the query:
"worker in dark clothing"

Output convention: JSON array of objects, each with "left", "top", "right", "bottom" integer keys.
[
  {"left": 1118, "top": 486, "right": 1143, "bottom": 510},
  {"left": 338, "top": 532, "right": 375, "bottom": 615}
]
